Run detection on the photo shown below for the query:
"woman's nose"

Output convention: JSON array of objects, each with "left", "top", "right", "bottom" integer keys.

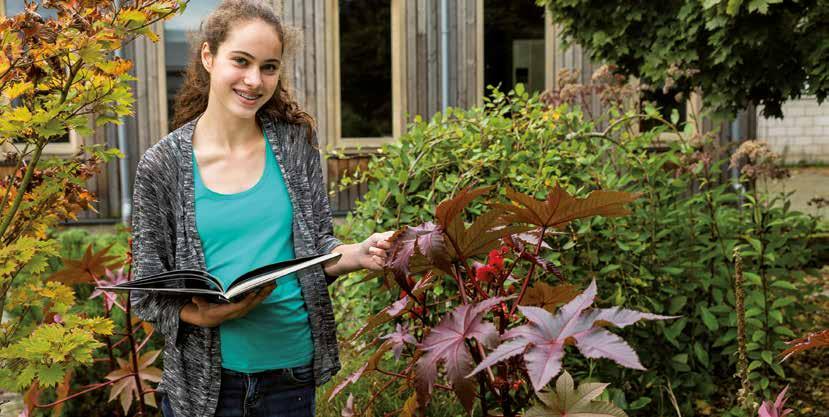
[{"left": 244, "top": 68, "right": 262, "bottom": 88}]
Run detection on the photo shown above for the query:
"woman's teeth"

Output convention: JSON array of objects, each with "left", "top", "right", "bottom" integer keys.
[{"left": 235, "top": 90, "right": 260, "bottom": 100}]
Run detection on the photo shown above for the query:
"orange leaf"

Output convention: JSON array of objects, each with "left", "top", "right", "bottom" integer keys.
[
  {"left": 49, "top": 243, "right": 120, "bottom": 284},
  {"left": 520, "top": 282, "right": 580, "bottom": 312},
  {"left": 780, "top": 329, "right": 829, "bottom": 361},
  {"left": 492, "top": 184, "right": 640, "bottom": 230},
  {"left": 435, "top": 186, "right": 493, "bottom": 229}
]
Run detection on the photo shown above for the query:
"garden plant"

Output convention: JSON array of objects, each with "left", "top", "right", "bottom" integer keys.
[
  {"left": 0, "top": 1, "right": 187, "bottom": 415},
  {"left": 328, "top": 69, "right": 826, "bottom": 416}
]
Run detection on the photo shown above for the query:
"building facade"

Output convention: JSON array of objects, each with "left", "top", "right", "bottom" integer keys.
[{"left": 1, "top": 0, "right": 824, "bottom": 222}]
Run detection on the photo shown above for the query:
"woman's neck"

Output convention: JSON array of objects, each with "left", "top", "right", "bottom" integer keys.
[{"left": 194, "top": 103, "right": 261, "bottom": 152}]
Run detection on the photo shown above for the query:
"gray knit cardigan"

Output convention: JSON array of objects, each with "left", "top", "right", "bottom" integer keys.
[{"left": 129, "top": 115, "right": 343, "bottom": 417}]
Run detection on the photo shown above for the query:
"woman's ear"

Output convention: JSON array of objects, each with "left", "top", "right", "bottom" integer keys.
[{"left": 200, "top": 42, "right": 213, "bottom": 73}]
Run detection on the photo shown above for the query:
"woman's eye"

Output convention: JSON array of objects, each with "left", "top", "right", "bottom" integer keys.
[
  {"left": 233, "top": 57, "right": 247, "bottom": 65},
  {"left": 263, "top": 64, "right": 278, "bottom": 72}
]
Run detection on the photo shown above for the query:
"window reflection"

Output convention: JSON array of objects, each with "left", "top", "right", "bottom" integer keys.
[
  {"left": 164, "top": 1, "right": 220, "bottom": 130},
  {"left": 484, "top": 1, "right": 545, "bottom": 96},
  {"left": 339, "top": 0, "right": 392, "bottom": 138}
]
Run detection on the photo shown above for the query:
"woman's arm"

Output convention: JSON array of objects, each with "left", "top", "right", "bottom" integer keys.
[
  {"left": 324, "top": 231, "right": 394, "bottom": 277},
  {"left": 303, "top": 129, "right": 393, "bottom": 278}
]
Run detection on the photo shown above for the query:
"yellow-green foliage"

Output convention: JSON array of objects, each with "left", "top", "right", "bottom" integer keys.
[{"left": 0, "top": 279, "right": 114, "bottom": 390}]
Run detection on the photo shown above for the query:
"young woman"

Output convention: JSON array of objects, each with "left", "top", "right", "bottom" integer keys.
[{"left": 129, "top": 1, "right": 393, "bottom": 416}]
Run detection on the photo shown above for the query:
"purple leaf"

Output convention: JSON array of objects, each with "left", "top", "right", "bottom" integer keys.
[
  {"left": 758, "top": 385, "right": 793, "bottom": 417},
  {"left": 575, "top": 329, "right": 645, "bottom": 370},
  {"left": 341, "top": 394, "right": 355, "bottom": 417},
  {"left": 469, "top": 279, "right": 675, "bottom": 391},
  {"left": 381, "top": 323, "right": 417, "bottom": 361},
  {"left": 90, "top": 267, "right": 129, "bottom": 311},
  {"left": 415, "top": 297, "right": 505, "bottom": 412},
  {"left": 386, "top": 222, "right": 448, "bottom": 292}
]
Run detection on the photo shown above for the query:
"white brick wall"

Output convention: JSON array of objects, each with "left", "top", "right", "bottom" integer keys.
[{"left": 757, "top": 97, "right": 829, "bottom": 163}]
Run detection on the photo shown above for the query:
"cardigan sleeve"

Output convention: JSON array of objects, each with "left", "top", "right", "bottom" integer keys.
[
  {"left": 306, "top": 130, "right": 343, "bottom": 258},
  {"left": 129, "top": 154, "right": 190, "bottom": 347}
]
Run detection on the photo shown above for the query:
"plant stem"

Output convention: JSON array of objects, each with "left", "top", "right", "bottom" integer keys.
[
  {"left": 0, "top": 144, "right": 44, "bottom": 241},
  {"left": 509, "top": 226, "right": 547, "bottom": 317},
  {"left": 734, "top": 248, "right": 753, "bottom": 412},
  {"left": 33, "top": 373, "right": 134, "bottom": 409},
  {"left": 125, "top": 296, "right": 146, "bottom": 416}
]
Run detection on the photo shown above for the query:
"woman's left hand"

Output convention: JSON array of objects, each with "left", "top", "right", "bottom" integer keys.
[{"left": 358, "top": 231, "right": 395, "bottom": 271}]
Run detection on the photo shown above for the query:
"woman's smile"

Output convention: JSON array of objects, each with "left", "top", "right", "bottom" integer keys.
[{"left": 233, "top": 88, "right": 262, "bottom": 105}]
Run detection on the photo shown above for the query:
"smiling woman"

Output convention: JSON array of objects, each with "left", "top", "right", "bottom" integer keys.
[{"left": 130, "top": 2, "right": 395, "bottom": 417}]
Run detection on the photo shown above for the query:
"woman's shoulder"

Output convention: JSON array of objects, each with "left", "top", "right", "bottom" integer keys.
[
  {"left": 137, "top": 119, "right": 198, "bottom": 176},
  {"left": 262, "top": 114, "right": 318, "bottom": 153}
]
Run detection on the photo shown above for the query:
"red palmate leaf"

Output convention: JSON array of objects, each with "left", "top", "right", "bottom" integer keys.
[
  {"left": 89, "top": 267, "right": 129, "bottom": 311},
  {"left": 436, "top": 186, "right": 532, "bottom": 260},
  {"left": 385, "top": 222, "right": 448, "bottom": 292},
  {"left": 49, "top": 243, "right": 120, "bottom": 284},
  {"left": 435, "top": 186, "right": 493, "bottom": 229},
  {"left": 381, "top": 323, "right": 417, "bottom": 361},
  {"left": 492, "top": 184, "right": 639, "bottom": 230},
  {"left": 779, "top": 329, "right": 829, "bottom": 361},
  {"left": 415, "top": 297, "right": 506, "bottom": 412},
  {"left": 105, "top": 350, "right": 162, "bottom": 414},
  {"left": 469, "top": 280, "right": 675, "bottom": 392},
  {"left": 446, "top": 208, "right": 533, "bottom": 261}
]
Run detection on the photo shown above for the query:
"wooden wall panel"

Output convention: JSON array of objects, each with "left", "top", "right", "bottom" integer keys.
[{"left": 402, "top": 0, "right": 481, "bottom": 121}]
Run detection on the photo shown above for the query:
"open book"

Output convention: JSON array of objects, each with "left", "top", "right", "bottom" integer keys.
[{"left": 97, "top": 252, "right": 341, "bottom": 303}]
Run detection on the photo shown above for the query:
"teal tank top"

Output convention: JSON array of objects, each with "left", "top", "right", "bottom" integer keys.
[{"left": 193, "top": 130, "right": 314, "bottom": 372}]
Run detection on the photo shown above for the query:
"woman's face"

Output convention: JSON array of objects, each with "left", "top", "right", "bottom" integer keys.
[{"left": 201, "top": 19, "right": 283, "bottom": 120}]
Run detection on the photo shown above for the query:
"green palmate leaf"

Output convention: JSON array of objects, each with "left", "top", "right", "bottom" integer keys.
[{"left": 524, "top": 371, "right": 627, "bottom": 417}]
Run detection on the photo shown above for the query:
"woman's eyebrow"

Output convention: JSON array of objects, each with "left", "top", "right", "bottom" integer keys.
[{"left": 230, "top": 50, "right": 281, "bottom": 64}]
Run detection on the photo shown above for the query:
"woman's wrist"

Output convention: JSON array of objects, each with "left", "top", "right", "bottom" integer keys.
[{"left": 323, "top": 243, "right": 362, "bottom": 277}]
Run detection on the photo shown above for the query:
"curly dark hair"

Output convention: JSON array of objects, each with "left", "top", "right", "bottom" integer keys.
[{"left": 170, "top": 0, "right": 314, "bottom": 143}]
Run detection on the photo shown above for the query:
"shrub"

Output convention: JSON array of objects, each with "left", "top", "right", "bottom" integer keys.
[{"left": 331, "top": 83, "right": 824, "bottom": 415}]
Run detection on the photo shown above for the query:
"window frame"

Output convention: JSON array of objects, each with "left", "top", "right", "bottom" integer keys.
[{"left": 327, "top": 0, "right": 405, "bottom": 151}]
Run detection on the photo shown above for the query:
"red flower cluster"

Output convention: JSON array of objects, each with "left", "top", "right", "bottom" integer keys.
[{"left": 475, "top": 246, "right": 509, "bottom": 283}]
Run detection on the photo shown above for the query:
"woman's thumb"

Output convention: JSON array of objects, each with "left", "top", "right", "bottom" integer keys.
[{"left": 192, "top": 296, "right": 207, "bottom": 308}]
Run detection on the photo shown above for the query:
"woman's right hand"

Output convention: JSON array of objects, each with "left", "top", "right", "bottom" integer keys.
[{"left": 179, "top": 283, "right": 276, "bottom": 328}]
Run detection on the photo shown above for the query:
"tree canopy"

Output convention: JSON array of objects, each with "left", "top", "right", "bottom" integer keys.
[{"left": 537, "top": 0, "right": 829, "bottom": 118}]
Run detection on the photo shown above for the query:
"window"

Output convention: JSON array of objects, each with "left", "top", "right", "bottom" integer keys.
[
  {"left": 163, "top": 1, "right": 221, "bottom": 131},
  {"left": 483, "top": 1, "right": 546, "bottom": 96},
  {"left": 339, "top": 0, "right": 392, "bottom": 139},
  {"left": 2, "top": 1, "right": 79, "bottom": 156},
  {"left": 330, "top": 0, "right": 403, "bottom": 149}
]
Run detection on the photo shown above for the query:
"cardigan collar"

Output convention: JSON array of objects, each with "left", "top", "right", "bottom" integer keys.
[{"left": 174, "top": 113, "right": 308, "bottom": 271}]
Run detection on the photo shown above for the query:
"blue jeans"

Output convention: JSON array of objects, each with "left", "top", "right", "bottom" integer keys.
[{"left": 160, "top": 364, "right": 316, "bottom": 417}]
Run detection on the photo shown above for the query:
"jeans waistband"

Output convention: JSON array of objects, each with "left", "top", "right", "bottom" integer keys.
[{"left": 220, "top": 363, "right": 311, "bottom": 378}]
